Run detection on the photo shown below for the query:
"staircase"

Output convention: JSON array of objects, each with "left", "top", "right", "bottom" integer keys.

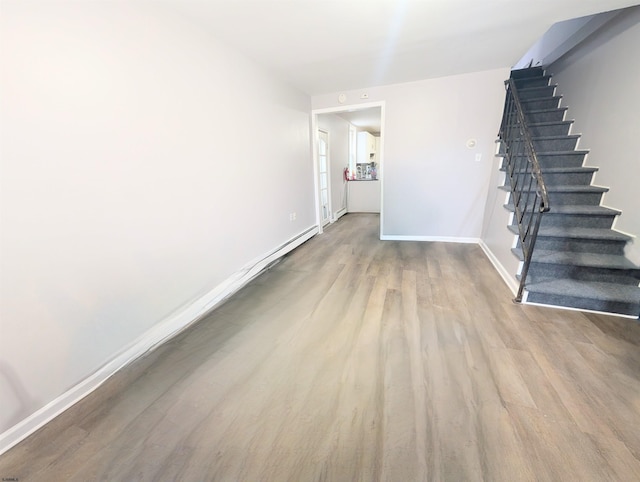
[{"left": 499, "top": 67, "right": 640, "bottom": 318}]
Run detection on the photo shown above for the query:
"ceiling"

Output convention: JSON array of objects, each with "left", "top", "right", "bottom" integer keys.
[
  {"left": 335, "top": 107, "right": 382, "bottom": 135},
  {"left": 161, "top": 0, "right": 638, "bottom": 96}
]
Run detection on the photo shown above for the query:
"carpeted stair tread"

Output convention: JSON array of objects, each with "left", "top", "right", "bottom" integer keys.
[
  {"left": 512, "top": 72, "right": 551, "bottom": 79},
  {"left": 516, "top": 84, "right": 558, "bottom": 93},
  {"left": 500, "top": 184, "right": 608, "bottom": 193},
  {"left": 537, "top": 149, "right": 589, "bottom": 155},
  {"left": 497, "top": 150, "right": 589, "bottom": 160},
  {"left": 507, "top": 225, "right": 632, "bottom": 242},
  {"left": 520, "top": 95, "right": 562, "bottom": 105},
  {"left": 528, "top": 119, "right": 573, "bottom": 135},
  {"left": 531, "top": 166, "right": 596, "bottom": 173},
  {"left": 525, "top": 279, "right": 640, "bottom": 305},
  {"left": 516, "top": 87, "right": 557, "bottom": 100},
  {"left": 510, "top": 67, "right": 545, "bottom": 78},
  {"left": 518, "top": 81, "right": 558, "bottom": 88},
  {"left": 544, "top": 184, "right": 607, "bottom": 193},
  {"left": 502, "top": 149, "right": 590, "bottom": 157},
  {"left": 527, "top": 120, "right": 573, "bottom": 127},
  {"left": 511, "top": 248, "right": 637, "bottom": 270},
  {"left": 520, "top": 95, "right": 561, "bottom": 100},
  {"left": 531, "top": 135, "right": 581, "bottom": 142},
  {"left": 525, "top": 272, "right": 640, "bottom": 285},
  {"left": 508, "top": 120, "right": 574, "bottom": 137},
  {"left": 524, "top": 107, "right": 568, "bottom": 113},
  {"left": 497, "top": 136, "right": 582, "bottom": 154},
  {"left": 513, "top": 75, "right": 553, "bottom": 85},
  {"left": 504, "top": 204, "right": 620, "bottom": 216},
  {"left": 545, "top": 205, "right": 620, "bottom": 215},
  {"left": 500, "top": 166, "right": 598, "bottom": 174}
]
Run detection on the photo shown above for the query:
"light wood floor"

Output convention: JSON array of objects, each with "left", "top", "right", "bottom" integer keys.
[{"left": 2, "top": 213, "right": 640, "bottom": 481}]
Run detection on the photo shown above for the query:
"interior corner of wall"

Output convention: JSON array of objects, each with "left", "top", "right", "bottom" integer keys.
[
  {"left": 478, "top": 239, "right": 519, "bottom": 296},
  {"left": 624, "top": 241, "right": 640, "bottom": 268}
]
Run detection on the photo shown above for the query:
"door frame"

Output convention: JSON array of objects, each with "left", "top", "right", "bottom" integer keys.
[
  {"left": 317, "top": 129, "right": 332, "bottom": 227},
  {"left": 311, "top": 101, "right": 385, "bottom": 238}
]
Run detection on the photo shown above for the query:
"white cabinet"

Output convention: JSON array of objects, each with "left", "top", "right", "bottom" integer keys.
[{"left": 356, "top": 132, "right": 377, "bottom": 163}]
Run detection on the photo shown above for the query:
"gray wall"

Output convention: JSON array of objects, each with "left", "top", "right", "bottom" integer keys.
[
  {"left": 549, "top": 6, "right": 640, "bottom": 265},
  {"left": 480, "top": 159, "right": 520, "bottom": 294},
  {"left": 317, "top": 114, "right": 350, "bottom": 219},
  {"left": 0, "top": 2, "right": 314, "bottom": 437},
  {"left": 313, "top": 68, "right": 509, "bottom": 239}
]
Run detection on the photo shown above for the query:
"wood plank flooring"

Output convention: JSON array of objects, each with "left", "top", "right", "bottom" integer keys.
[{"left": 2, "top": 213, "right": 640, "bottom": 481}]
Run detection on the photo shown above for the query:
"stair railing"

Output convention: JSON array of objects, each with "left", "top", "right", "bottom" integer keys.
[{"left": 499, "top": 77, "right": 551, "bottom": 302}]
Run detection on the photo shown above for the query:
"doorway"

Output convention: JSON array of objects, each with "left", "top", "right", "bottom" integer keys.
[
  {"left": 312, "top": 102, "right": 385, "bottom": 238},
  {"left": 317, "top": 129, "right": 330, "bottom": 227}
]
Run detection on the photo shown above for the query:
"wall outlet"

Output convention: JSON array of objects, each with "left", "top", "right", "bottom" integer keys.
[{"left": 289, "top": 212, "right": 297, "bottom": 221}]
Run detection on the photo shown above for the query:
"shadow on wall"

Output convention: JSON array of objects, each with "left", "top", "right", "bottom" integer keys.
[{"left": 0, "top": 361, "right": 41, "bottom": 431}]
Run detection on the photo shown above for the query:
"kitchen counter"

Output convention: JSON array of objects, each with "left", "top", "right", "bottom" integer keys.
[{"left": 348, "top": 179, "right": 380, "bottom": 213}]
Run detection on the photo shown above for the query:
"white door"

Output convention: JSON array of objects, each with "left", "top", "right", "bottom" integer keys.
[{"left": 317, "top": 130, "right": 331, "bottom": 226}]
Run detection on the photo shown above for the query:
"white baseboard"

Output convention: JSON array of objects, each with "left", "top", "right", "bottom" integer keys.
[
  {"left": 380, "top": 234, "right": 480, "bottom": 243},
  {"left": 332, "top": 208, "right": 347, "bottom": 222},
  {"left": 478, "top": 240, "right": 518, "bottom": 296},
  {"left": 378, "top": 235, "right": 519, "bottom": 296},
  {"left": 0, "top": 225, "right": 319, "bottom": 456}
]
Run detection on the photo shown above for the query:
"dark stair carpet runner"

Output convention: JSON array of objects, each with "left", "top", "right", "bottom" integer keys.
[{"left": 499, "top": 66, "right": 640, "bottom": 318}]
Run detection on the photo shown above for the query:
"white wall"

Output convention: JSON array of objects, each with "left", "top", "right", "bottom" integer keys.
[
  {"left": 313, "top": 68, "right": 509, "bottom": 239},
  {"left": 480, "top": 162, "right": 520, "bottom": 294},
  {"left": 548, "top": 6, "right": 640, "bottom": 264},
  {"left": 317, "top": 114, "right": 350, "bottom": 219},
  {"left": 512, "top": 12, "right": 625, "bottom": 70},
  {"left": 514, "top": 15, "right": 593, "bottom": 69},
  {"left": 0, "top": 1, "right": 314, "bottom": 439}
]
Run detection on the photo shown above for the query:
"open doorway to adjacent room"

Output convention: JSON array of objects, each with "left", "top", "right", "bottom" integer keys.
[{"left": 312, "top": 102, "right": 384, "bottom": 238}]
